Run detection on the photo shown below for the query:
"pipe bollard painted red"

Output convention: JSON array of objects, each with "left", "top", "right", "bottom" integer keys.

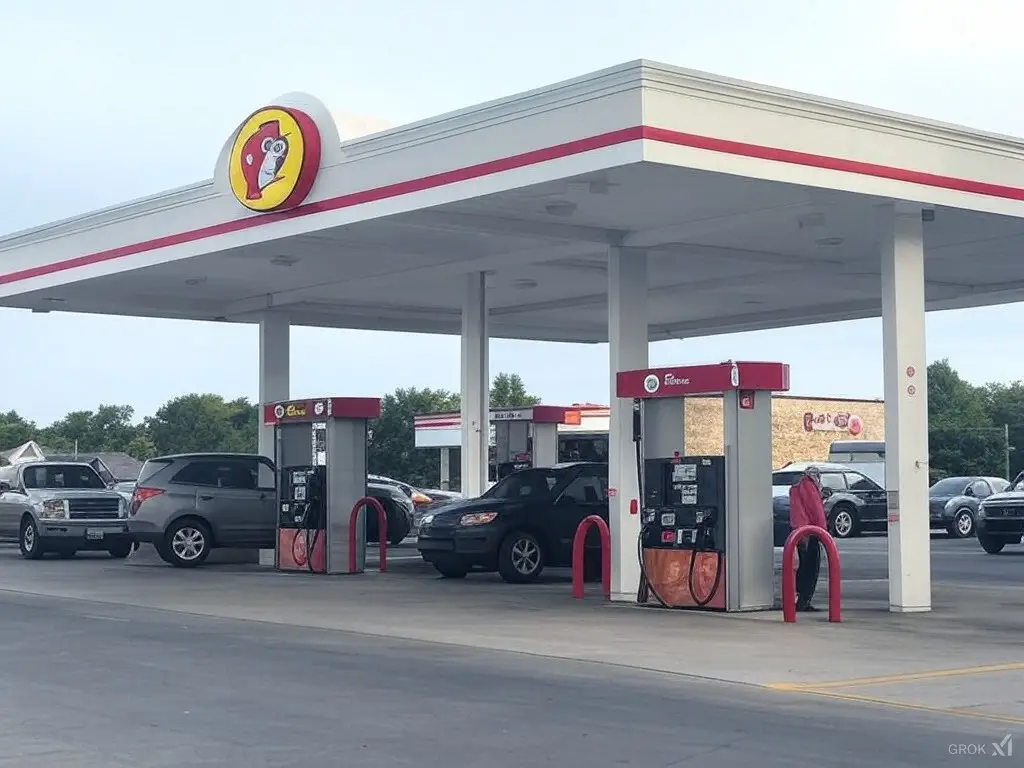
[
  {"left": 348, "top": 496, "right": 388, "bottom": 574},
  {"left": 782, "top": 524, "right": 840, "bottom": 623},
  {"left": 571, "top": 515, "right": 611, "bottom": 600}
]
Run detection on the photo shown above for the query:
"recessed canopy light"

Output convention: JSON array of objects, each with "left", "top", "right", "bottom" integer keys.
[
  {"left": 544, "top": 201, "right": 576, "bottom": 217},
  {"left": 43, "top": 297, "right": 64, "bottom": 303},
  {"left": 513, "top": 279, "right": 538, "bottom": 289},
  {"left": 815, "top": 237, "right": 844, "bottom": 247},
  {"left": 185, "top": 277, "right": 207, "bottom": 286},
  {"left": 270, "top": 255, "right": 299, "bottom": 266}
]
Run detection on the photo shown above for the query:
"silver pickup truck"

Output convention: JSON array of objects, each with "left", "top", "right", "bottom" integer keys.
[{"left": 0, "top": 461, "right": 133, "bottom": 559}]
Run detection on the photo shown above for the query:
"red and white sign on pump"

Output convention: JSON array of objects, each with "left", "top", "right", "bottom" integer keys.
[{"left": 803, "top": 411, "right": 863, "bottom": 436}]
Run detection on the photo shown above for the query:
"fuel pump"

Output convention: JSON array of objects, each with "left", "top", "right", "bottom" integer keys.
[
  {"left": 263, "top": 397, "right": 381, "bottom": 574},
  {"left": 633, "top": 398, "right": 727, "bottom": 609},
  {"left": 616, "top": 361, "right": 789, "bottom": 612}
]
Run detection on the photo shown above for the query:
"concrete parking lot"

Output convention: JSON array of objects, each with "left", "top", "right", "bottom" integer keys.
[{"left": 0, "top": 535, "right": 1020, "bottom": 766}]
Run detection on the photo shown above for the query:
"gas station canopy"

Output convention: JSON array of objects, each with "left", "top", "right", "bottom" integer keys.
[{"left": 2, "top": 60, "right": 1024, "bottom": 341}]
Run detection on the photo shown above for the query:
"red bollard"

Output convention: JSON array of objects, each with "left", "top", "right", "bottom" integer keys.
[
  {"left": 782, "top": 524, "right": 841, "bottom": 623},
  {"left": 571, "top": 515, "right": 611, "bottom": 600},
  {"left": 348, "top": 496, "right": 388, "bottom": 573}
]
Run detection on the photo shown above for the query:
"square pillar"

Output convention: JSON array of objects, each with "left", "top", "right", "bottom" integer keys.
[
  {"left": 532, "top": 423, "right": 558, "bottom": 467},
  {"left": 607, "top": 247, "right": 648, "bottom": 601},
  {"left": 439, "top": 448, "right": 451, "bottom": 491},
  {"left": 880, "top": 202, "right": 931, "bottom": 613},
  {"left": 461, "top": 272, "right": 489, "bottom": 498},
  {"left": 257, "top": 312, "right": 290, "bottom": 566}
]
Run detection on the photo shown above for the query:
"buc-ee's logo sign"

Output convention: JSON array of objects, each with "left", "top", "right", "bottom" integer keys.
[
  {"left": 274, "top": 403, "right": 307, "bottom": 419},
  {"left": 227, "top": 106, "right": 322, "bottom": 213}
]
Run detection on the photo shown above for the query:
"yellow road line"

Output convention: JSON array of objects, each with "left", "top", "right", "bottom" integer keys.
[
  {"left": 766, "top": 661, "right": 1024, "bottom": 691},
  {"left": 776, "top": 686, "right": 1024, "bottom": 727}
]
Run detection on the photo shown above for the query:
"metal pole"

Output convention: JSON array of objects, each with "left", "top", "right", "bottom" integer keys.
[{"left": 1005, "top": 424, "right": 1011, "bottom": 480}]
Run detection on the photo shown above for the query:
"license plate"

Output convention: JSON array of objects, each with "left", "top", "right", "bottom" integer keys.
[{"left": 86, "top": 529, "right": 105, "bottom": 540}]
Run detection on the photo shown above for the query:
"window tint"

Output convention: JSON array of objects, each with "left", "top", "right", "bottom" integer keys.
[
  {"left": 0, "top": 466, "right": 16, "bottom": 485},
  {"left": 257, "top": 458, "right": 275, "bottom": 489},
  {"left": 820, "top": 473, "right": 846, "bottom": 491},
  {"left": 483, "top": 468, "right": 562, "bottom": 499},
  {"left": 561, "top": 473, "right": 605, "bottom": 504},
  {"left": 970, "top": 480, "right": 992, "bottom": 498},
  {"left": 772, "top": 472, "right": 802, "bottom": 487},
  {"left": 929, "top": 477, "right": 970, "bottom": 496},
  {"left": 845, "top": 473, "right": 879, "bottom": 491},
  {"left": 137, "top": 459, "right": 171, "bottom": 485},
  {"left": 172, "top": 459, "right": 258, "bottom": 490},
  {"left": 22, "top": 464, "right": 106, "bottom": 490},
  {"left": 991, "top": 479, "right": 1011, "bottom": 493}
]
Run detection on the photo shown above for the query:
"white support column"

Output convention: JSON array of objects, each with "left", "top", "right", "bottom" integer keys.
[
  {"left": 439, "top": 448, "right": 451, "bottom": 491},
  {"left": 258, "top": 312, "right": 290, "bottom": 567},
  {"left": 461, "top": 272, "right": 489, "bottom": 498},
  {"left": 607, "top": 247, "right": 648, "bottom": 602},
  {"left": 880, "top": 202, "right": 931, "bottom": 613}
]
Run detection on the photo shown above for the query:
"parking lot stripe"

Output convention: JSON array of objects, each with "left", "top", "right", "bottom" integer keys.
[
  {"left": 773, "top": 687, "right": 1024, "bottom": 727},
  {"left": 767, "top": 661, "right": 1024, "bottom": 691}
]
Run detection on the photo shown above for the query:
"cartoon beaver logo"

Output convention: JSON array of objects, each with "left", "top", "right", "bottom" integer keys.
[
  {"left": 227, "top": 106, "right": 322, "bottom": 213},
  {"left": 240, "top": 121, "right": 290, "bottom": 201}
]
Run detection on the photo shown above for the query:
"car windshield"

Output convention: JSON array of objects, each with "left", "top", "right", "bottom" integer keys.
[
  {"left": 929, "top": 477, "right": 969, "bottom": 496},
  {"left": 482, "top": 468, "right": 564, "bottom": 500},
  {"left": 22, "top": 464, "right": 107, "bottom": 490},
  {"left": 1009, "top": 474, "right": 1024, "bottom": 491}
]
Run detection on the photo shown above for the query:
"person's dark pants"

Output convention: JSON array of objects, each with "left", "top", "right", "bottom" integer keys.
[{"left": 795, "top": 536, "right": 821, "bottom": 608}]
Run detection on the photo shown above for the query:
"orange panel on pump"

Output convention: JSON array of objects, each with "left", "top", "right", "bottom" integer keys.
[
  {"left": 277, "top": 528, "right": 326, "bottom": 573},
  {"left": 642, "top": 549, "right": 726, "bottom": 610}
]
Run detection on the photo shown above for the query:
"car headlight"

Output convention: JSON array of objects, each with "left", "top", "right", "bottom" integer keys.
[
  {"left": 459, "top": 512, "right": 498, "bottom": 526},
  {"left": 119, "top": 498, "right": 128, "bottom": 519},
  {"left": 419, "top": 514, "right": 434, "bottom": 527},
  {"left": 39, "top": 499, "right": 69, "bottom": 520},
  {"left": 977, "top": 506, "right": 986, "bottom": 519}
]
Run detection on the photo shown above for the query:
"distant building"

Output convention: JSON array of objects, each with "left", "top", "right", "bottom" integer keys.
[{"left": 0, "top": 440, "right": 143, "bottom": 482}]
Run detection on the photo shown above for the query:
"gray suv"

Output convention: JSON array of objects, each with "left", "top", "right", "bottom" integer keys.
[
  {"left": 127, "top": 453, "right": 414, "bottom": 568},
  {"left": 0, "top": 461, "right": 133, "bottom": 559}
]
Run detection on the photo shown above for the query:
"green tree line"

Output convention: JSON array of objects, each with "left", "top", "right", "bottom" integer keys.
[
  {"left": 0, "top": 372, "right": 539, "bottom": 489},
  {"left": 3, "top": 362, "right": 1019, "bottom": 486}
]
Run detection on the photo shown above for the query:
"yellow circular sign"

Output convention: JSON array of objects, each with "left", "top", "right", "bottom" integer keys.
[{"left": 227, "top": 106, "right": 322, "bottom": 213}]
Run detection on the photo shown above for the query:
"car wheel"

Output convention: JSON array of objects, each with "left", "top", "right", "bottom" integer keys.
[
  {"left": 979, "top": 534, "right": 1006, "bottom": 555},
  {"left": 163, "top": 519, "right": 212, "bottom": 568},
  {"left": 433, "top": 559, "right": 469, "bottom": 579},
  {"left": 948, "top": 508, "right": 975, "bottom": 539},
  {"left": 829, "top": 505, "right": 859, "bottom": 539},
  {"left": 497, "top": 531, "right": 544, "bottom": 584},
  {"left": 387, "top": 517, "right": 411, "bottom": 546},
  {"left": 108, "top": 541, "right": 134, "bottom": 559},
  {"left": 19, "top": 517, "right": 44, "bottom": 560}
]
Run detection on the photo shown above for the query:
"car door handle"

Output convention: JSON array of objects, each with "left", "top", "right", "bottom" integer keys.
[{"left": 199, "top": 495, "right": 214, "bottom": 501}]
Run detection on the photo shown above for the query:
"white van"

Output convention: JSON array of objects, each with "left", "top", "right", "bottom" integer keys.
[{"left": 828, "top": 440, "right": 885, "bottom": 487}]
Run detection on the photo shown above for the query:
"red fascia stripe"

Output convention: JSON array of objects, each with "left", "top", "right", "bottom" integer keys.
[{"left": 3, "top": 124, "right": 1022, "bottom": 287}]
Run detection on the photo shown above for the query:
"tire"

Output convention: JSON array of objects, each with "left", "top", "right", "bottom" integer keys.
[
  {"left": 829, "top": 505, "right": 859, "bottom": 539},
  {"left": 387, "top": 517, "right": 411, "bottom": 546},
  {"left": 162, "top": 518, "right": 212, "bottom": 568},
  {"left": 433, "top": 560, "right": 469, "bottom": 579},
  {"left": 948, "top": 508, "right": 975, "bottom": 539},
  {"left": 19, "top": 517, "right": 44, "bottom": 560},
  {"left": 108, "top": 541, "right": 134, "bottom": 559},
  {"left": 979, "top": 534, "right": 1006, "bottom": 555},
  {"left": 497, "top": 531, "right": 545, "bottom": 584}
]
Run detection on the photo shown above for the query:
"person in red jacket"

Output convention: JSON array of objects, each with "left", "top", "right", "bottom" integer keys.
[{"left": 788, "top": 466, "right": 828, "bottom": 611}]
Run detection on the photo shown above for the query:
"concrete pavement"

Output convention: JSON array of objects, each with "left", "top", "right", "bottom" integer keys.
[
  {"left": 0, "top": 589, "right": 1007, "bottom": 767},
  {"left": 0, "top": 534, "right": 1022, "bottom": 742}
]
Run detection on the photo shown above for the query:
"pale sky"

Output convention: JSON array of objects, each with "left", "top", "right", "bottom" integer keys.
[{"left": 4, "top": 0, "right": 1023, "bottom": 425}]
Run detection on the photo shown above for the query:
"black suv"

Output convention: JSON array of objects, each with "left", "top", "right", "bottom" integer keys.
[
  {"left": 772, "top": 461, "right": 888, "bottom": 543},
  {"left": 127, "top": 453, "right": 414, "bottom": 567},
  {"left": 976, "top": 472, "right": 1024, "bottom": 554},
  {"left": 416, "top": 462, "right": 608, "bottom": 583}
]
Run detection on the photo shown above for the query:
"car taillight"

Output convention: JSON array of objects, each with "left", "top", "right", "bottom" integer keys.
[
  {"left": 130, "top": 487, "right": 164, "bottom": 516},
  {"left": 412, "top": 491, "right": 431, "bottom": 506}
]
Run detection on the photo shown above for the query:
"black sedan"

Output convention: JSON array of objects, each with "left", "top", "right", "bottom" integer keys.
[
  {"left": 416, "top": 462, "right": 608, "bottom": 583},
  {"left": 929, "top": 476, "right": 1008, "bottom": 538}
]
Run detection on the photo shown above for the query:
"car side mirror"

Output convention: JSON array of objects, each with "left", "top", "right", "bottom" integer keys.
[
  {"left": 0, "top": 481, "right": 9, "bottom": 493},
  {"left": 820, "top": 487, "right": 833, "bottom": 500},
  {"left": 964, "top": 487, "right": 975, "bottom": 497}
]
